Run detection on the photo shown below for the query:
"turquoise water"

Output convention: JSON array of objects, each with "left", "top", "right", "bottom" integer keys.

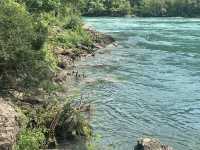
[{"left": 78, "top": 17, "right": 200, "bottom": 150}]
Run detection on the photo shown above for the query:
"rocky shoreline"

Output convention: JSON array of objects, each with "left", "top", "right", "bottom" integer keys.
[
  {"left": 0, "top": 28, "right": 115, "bottom": 150},
  {"left": 0, "top": 27, "right": 174, "bottom": 150},
  {"left": 56, "top": 26, "right": 115, "bottom": 70}
]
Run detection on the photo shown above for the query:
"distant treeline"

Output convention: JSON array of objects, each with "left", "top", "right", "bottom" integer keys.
[{"left": 79, "top": 0, "right": 200, "bottom": 17}]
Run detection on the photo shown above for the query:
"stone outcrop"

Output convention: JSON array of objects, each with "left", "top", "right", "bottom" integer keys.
[
  {"left": 0, "top": 99, "right": 19, "bottom": 150},
  {"left": 134, "top": 138, "right": 173, "bottom": 150}
]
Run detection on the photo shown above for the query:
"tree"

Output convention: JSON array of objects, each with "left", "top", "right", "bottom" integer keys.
[
  {"left": 138, "top": 0, "right": 167, "bottom": 16},
  {"left": 0, "top": 0, "right": 54, "bottom": 96},
  {"left": 82, "top": 0, "right": 132, "bottom": 16},
  {"left": 17, "top": 0, "right": 60, "bottom": 13},
  {"left": 109, "top": 0, "right": 132, "bottom": 16}
]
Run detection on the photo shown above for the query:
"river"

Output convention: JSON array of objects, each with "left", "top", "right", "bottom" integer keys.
[{"left": 74, "top": 17, "right": 200, "bottom": 150}]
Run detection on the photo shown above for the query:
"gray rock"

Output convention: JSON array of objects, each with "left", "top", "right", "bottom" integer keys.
[
  {"left": 134, "top": 138, "right": 173, "bottom": 150},
  {"left": 0, "top": 99, "right": 19, "bottom": 150}
]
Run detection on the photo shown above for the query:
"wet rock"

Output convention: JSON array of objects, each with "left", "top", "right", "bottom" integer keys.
[
  {"left": 79, "top": 104, "right": 91, "bottom": 112},
  {"left": 47, "top": 137, "right": 57, "bottom": 149},
  {"left": 93, "top": 43, "right": 103, "bottom": 49},
  {"left": 134, "top": 138, "right": 173, "bottom": 150},
  {"left": 58, "top": 62, "right": 66, "bottom": 69},
  {"left": 20, "top": 97, "right": 44, "bottom": 106},
  {"left": 84, "top": 25, "right": 115, "bottom": 48},
  {"left": 61, "top": 50, "right": 72, "bottom": 56},
  {"left": 76, "top": 44, "right": 89, "bottom": 51},
  {"left": 99, "top": 34, "right": 115, "bottom": 47},
  {"left": 0, "top": 99, "right": 19, "bottom": 150}
]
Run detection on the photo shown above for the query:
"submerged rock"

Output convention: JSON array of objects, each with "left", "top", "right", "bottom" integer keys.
[
  {"left": 0, "top": 99, "right": 19, "bottom": 150},
  {"left": 134, "top": 138, "right": 173, "bottom": 150}
]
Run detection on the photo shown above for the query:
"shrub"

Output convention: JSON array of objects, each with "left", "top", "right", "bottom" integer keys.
[
  {"left": 63, "top": 15, "right": 82, "bottom": 30},
  {"left": 15, "top": 129, "right": 45, "bottom": 150},
  {"left": 0, "top": 0, "right": 55, "bottom": 96},
  {"left": 55, "top": 27, "right": 92, "bottom": 50},
  {"left": 17, "top": 0, "right": 60, "bottom": 13},
  {"left": 55, "top": 102, "right": 92, "bottom": 139},
  {"left": 32, "top": 21, "right": 48, "bottom": 50}
]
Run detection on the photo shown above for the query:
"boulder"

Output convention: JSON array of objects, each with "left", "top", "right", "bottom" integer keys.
[
  {"left": 0, "top": 99, "right": 19, "bottom": 150},
  {"left": 134, "top": 138, "right": 173, "bottom": 150}
]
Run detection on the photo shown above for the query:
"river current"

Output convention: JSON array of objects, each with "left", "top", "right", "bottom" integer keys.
[{"left": 74, "top": 17, "right": 200, "bottom": 150}]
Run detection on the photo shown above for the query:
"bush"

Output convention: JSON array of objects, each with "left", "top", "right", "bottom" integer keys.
[
  {"left": 15, "top": 129, "right": 45, "bottom": 150},
  {"left": 32, "top": 21, "right": 48, "bottom": 50},
  {"left": 63, "top": 15, "right": 82, "bottom": 30},
  {"left": 55, "top": 27, "right": 92, "bottom": 50},
  {"left": 0, "top": 0, "right": 55, "bottom": 96},
  {"left": 55, "top": 102, "right": 92, "bottom": 139},
  {"left": 17, "top": 0, "right": 60, "bottom": 13}
]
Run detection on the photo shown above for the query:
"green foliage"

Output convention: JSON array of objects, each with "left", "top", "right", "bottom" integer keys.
[
  {"left": 82, "top": 0, "right": 132, "bottom": 16},
  {"left": 32, "top": 21, "right": 48, "bottom": 50},
  {"left": 0, "top": 0, "right": 56, "bottom": 96},
  {"left": 109, "top": 0, "right": 132, "bottom": 16},
  {"left": 138, "top": 0, "right": 167, "bottom": 16},
  {"left": 1, "top": 0, "right": 93, "bottom": 149},
  {"left": 53, "top": 27, "right": 92, "bottom": 52},
  {"left": 17, "top": 0, "right": 60, "bottom": 13},
  {"left": 64, "top": 15, "right": 82, "bottom": 30},
  {"left": 16, "top": 0, "right": 200, "bottom": 17},
  {"left": 84, "top": 0, "right": 107, "bottom": 16},
  {"left": 55, "top": 102, "right": 92, "bottom": 139},
  {"left": 15, "top": 129, "right": 45, "bottom": 150},
  {"left": 86, "top": 134, "right": 102, "bottom": 150},
  {"left": 58, "top": 5, "right": 74, "bottom": 18},
  {"left": 19, "top": 99, "right": 92, "bottom": 147},
  {"left": 79, "top": 0, "right": 200, "bottom": 17},
  {"left": 68, "top": 28, "right": 93, "bottom": 47},
  {"left": 137, "top": 0, "right": 200, "bottom": 17},
  {"left": 165, "top": 0, "right": 200, "bottom": 17}
]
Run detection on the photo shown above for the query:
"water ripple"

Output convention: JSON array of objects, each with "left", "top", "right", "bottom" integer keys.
[{"left": 78, "top": 17, "right": 200, "bottom": 150}]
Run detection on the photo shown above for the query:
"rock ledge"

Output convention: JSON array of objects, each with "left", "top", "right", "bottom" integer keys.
[
  {"left": 134, "top": 138, "right": 173, "bottom": 150},
  {"left": 0, "top": 99, "right": 19, "bottom": 150}
]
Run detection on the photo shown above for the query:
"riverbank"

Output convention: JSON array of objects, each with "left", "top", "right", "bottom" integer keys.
[{"left": 0, "top": 22, "right": 115, "bottom": 149}]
